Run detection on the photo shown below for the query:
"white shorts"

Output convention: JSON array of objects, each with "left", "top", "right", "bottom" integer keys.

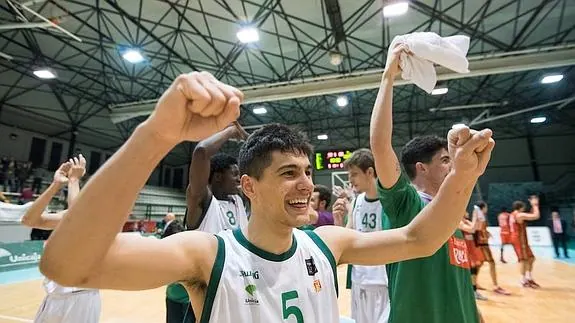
[
  {"left": 351, "top": 284, "right": 390, "bottom": 323},
  {"left": 34, "top": 289, "right": 101, "bottom": 323}
]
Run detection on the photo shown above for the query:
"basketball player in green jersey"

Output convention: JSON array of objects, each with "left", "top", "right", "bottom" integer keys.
[
  {"left": 333, "top": 148, "right": 391, "bottom": 323},
  {"left": 40, "top": 71, "right": 494, "bottom": 322},
  {"left": 370, "top": 44, "right": 485, "bottom": 323}
]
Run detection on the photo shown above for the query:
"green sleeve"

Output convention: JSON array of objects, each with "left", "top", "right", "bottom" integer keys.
[{"left": 376, "top": 172, "right": 424, "bottom": 228}]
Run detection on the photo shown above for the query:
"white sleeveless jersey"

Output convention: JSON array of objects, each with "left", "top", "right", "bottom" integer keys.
[
  {"left": 199, "top": 229, "right": 340, "bottom": 323},
  {"left": 198, "top": 195, "right": 248, "bottom": 233},
  {"left": 350, "top": 193, "right": 388, "bottom": 286}
]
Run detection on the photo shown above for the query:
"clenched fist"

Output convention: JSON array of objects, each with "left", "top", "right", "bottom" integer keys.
[
  {"left": 142, "top": 71, "right": 243, "bottom": 145},
  {"left": 447, "top": 125, "right": 495, "bottom": 182}
]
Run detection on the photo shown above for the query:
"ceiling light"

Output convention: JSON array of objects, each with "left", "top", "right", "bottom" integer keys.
[
  {"left": 330, "top": 52, "right": 343, "bottom": 66},
  {"left": 540, "top": 74, "right": 563, "bottom": 84},
  {"left": 452, "top": 123, "right": 467, "bottom": 129},
  {"left": 431, "top": 87, "right": 448, "bottom": 95},
  {"left": 383, "top": 2, "right": 409, "bottom": 17},
  {"left": 253, "top": 107, "right": 267, "bottom": 115},
  {"left": 336, "top": 96, "right": 348, "bottom": 107},
  {"left": 317, "top": 134, "right": 328, "bottom": 140},
  {"left": 122, "top": 49, "right": 144, "bottom": 63},
  {"left": 237, "top": 27, "right": 259, "bottom": 44},
  {"left": 530, "top": 116, "right": 546, "bottom": 124},
  {"left": 33, "top": 68, "right": 56, "bottom": 79}
]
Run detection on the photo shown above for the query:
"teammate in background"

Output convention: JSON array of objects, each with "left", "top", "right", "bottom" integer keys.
[
  {"left": 459, "top": 211, "right": 487, "bottom": 301},
  {"left": 185, "top": 125, "right": 248, "bottom": 231},
  {"left": 510, "top": 196, "right": 540, "bottom": 288},
  {"left": 369, "top": 45, "right": 491, "bottom": 323},
  {"left": 310, "top": 184, "right": 335, "bottom": 227},
  {"left": 333, "top": 148, "right": 390, "bottom": 323},
  {"left": 40, "top": 71, "right": 494, "bottom": 323},
  {"left": 498, "top": 207, "right": 512, "bottom": 263},
  {"left": 20, "top": 155, "right": 101, "bottom": 323},
  {"left": 473, "top": 202, "right": 511, "bottom": 295},
  {"left": 170, "top": 126, "right": 248, "bottom": 322}
]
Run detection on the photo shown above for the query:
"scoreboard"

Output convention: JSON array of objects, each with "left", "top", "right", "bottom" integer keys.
[{"left": 314, "top": 149, "right": 353, "bottom": 171}]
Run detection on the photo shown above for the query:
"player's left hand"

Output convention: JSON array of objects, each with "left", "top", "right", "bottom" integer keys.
[
  {"left": 332, "top": 197, "right": 350, "bottom": 227},
  {"left": 53, "top": 162, "right": 71, "bottom": 185},
  {"left": 447, "top": 125, "right": 495, "bottom": 181},
  {"left": 67, "top": 154, "right": 86, "bottom": 181}
]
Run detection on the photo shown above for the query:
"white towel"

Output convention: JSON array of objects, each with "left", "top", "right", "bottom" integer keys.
[{"left": 387, "top": 32, "right": 470, "bottom": 93}]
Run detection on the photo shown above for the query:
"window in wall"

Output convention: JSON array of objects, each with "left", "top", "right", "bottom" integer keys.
[
  {"left": 89, "top": 151, "right": 101, "bottom": 174},
  {"left": 173, "top": 168, "right": 183, "bottom": 189},
  {"left": 164, "top": 168, "right": 172, "bottom": 187},
  {"left": 28, "top": 137, "right": 46, "bottom": 168},
  {"left": 48, "top": 142, "right": 63, "bottom": 171}
]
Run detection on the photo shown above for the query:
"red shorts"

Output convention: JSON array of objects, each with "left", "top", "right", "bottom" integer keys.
[
  {"left": 479, "top": 245, "right": 494, "bottom": 263},
  {"left": 512, "top": 238, "right": 535, "bottom": 261},
  {"left": 500, "top": 233, "right": 512, "bottom": 244},
  {"left": 465, "top": 240, "right": 484, "bottom": 268}
]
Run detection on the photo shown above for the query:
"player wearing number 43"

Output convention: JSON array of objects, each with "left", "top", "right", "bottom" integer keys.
[{"left": 40, "top": 71, "right": 495, "bottom": 323}]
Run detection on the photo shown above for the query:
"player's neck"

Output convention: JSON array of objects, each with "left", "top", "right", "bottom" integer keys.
[
  {"left": 244, "top": 211, "right": 294, "bottom": 255},
  {"left": 412, "top": 177, "right": 439, "bottom": 197},
  {"left": 211, "top": 188, "right": 230, "bottom": 200},
  {"left": 365, "top": 179, "right": 378, "bottom": 200}
]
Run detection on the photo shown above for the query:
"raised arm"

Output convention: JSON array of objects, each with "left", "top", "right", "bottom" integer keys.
[
  {"left": 66, "top": 155, "right": 86, "bottom": 207},
  {"left": 185, "top": 126, "right": 242, "bottom": 229},
  {"left": 21, "top": 162, "right": 71, "bottom": 230},
  {"left": 40, "top": 71, "right": 242, "bottom": 289},
  {"left": 318, "top": 126, "right": 496, "bottom": 266},
  {"left": 370, "top": 45, "right": 409, "bottom": 189},
  {"left": 516, "top": 196, "right": 540, "bottom": 222}
]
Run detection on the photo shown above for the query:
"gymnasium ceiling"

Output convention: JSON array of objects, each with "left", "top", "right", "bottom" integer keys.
[{"left": 1, "top": 0, "right": 575, "bottom": 166}]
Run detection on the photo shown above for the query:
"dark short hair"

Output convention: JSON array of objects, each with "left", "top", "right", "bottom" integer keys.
[
  {"left": 314, "top": 184, "right": 331, "bottom": 208},
  {"left": 476, "top": 201, "right": 487, "bottom": 209},
  {"left": 209, "top": 153, "right": 237, "bottom": 183},
  {"left": 238, "top": 124, "right": 313, "bottom": 180},
  {"left": 344, "top": 148, "right": 377, "bottom": 177},
  {"left": 400, "top": 135, "right": 448, "bottom": 180},
  {"left": 512, "top": 200, "right": 525, "bottom": 211}
]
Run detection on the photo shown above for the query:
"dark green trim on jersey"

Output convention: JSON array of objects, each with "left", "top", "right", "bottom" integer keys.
[
  {"left": 346, "top": 264, "right": 352, "bottom": 289},
  {"left": 199, "top": 235, "right": 225, "bottom": 323},
  {"left": 364, "top": 196, "right": 379, "bottom": 203},
  {"left": 304, "top": 230, "right": 339, "bottom": 297},
  {"left": 233, "top": 228, "right": 298, "bottom": 262}
]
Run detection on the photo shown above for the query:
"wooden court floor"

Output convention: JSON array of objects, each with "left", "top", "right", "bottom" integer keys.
[{"left": 0, "top": 249, "right": 573, "bottom": 323}]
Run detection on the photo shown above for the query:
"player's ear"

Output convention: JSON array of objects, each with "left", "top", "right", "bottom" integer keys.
[{"left": 241, "top": 174, "right": 256, "bottom": 199}]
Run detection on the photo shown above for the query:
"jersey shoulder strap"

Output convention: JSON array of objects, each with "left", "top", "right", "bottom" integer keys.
[{"left": 199, "top": 235, "right": 225, "bottom": 323}]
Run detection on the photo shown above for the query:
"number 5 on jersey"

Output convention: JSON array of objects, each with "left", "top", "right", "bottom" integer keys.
[{"left": 281, "top": 290, "right": 304, "bottom": 322}]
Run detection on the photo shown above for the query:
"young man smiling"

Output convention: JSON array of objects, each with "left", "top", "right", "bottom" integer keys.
[{"left": 40, "top": 71, "right": 494, "bottom": 322}]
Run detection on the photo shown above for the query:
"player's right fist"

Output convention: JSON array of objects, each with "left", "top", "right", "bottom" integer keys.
[
  {"left": 142, "top": 71, "right": 243, "bottom": 145},
  {"left": 332, "top": 197, "right": 350, "bottom": 227}
]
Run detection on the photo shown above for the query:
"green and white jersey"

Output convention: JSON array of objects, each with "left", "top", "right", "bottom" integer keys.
[
  {"left": 351, "top": 193, "right": 388, "bottom": 286},
  {"left": 198, "top": 195, "right": 247, "bottom": 233},
  {"left": 199, "top": 228, "right": 339, "bottom": 323}
]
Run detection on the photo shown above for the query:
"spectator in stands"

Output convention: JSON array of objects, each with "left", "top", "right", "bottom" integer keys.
[
  {"left": 161, "top": 212, "right": 184, "bottom": 238},
  {"left": 310, "top": 184, "right": 334, "bottom": 228},
  {"left": 549, "top": 207, "right": 569, "bottom": 258},
  {"left": 32, "top": 166, "right": 44, "bottom": 194},
  {"left": 1, "top": 156, "right": 8, "bottom": 191},
  {"left": 16, "top": 161, "right": 32, "bottom": 192},
  {"left": 0, "top": 191, "right": 7, "bottom": 203}
]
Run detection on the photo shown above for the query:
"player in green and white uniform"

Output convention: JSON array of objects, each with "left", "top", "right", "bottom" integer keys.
[
  {"left": 335, "top": 149, "right": 390, "bottom": 323},
  {"left": 41, "top": 71, "right": 495, "bottom": 323}
]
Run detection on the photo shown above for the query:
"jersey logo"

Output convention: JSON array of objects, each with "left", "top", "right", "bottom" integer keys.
[
  {"left": 244, "top": 284, "right": 259, "bottom": 305},
  {"left": 305, "top": 257, "right": 318, "bottom": 276},
  {"left": 239, "top": 270, "right": 260, "bottom": 279},
  {"left": 448, "top": 236, "right": 470, "bottom": 269},
  {"left": 313, "top": 279, "right": 322, "bottom": 292}
]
